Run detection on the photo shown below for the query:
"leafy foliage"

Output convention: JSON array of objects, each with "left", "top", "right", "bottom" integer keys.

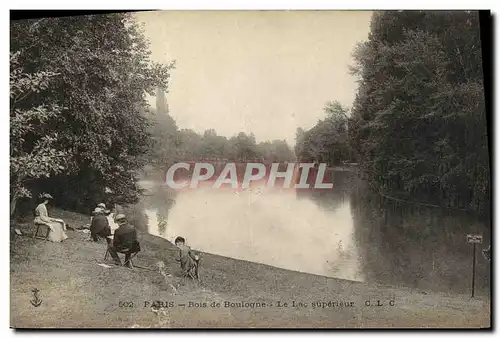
[
  {"left": 349, "top": 11, "right": 489, "bottom": 215},
  {"left": 10, "top": 51, "right": 69, "bottom": 215},
  {"left": 295, "top": 101, "right": 353, "bottom": 165},
  {"left": 146, "top": 109, "right": 295, "bottom": 169},
  {"left": 10, "top": 14, "right": 174, "bottom": 214}
]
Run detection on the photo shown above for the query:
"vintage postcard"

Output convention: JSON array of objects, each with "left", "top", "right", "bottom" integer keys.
[{"left": 10, "top": 10, "right": 491, "bottom": 328}]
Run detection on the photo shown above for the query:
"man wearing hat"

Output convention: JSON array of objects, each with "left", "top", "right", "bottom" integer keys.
[
  {"left": 97, "top": 203, "right": 111, "bottom": 216},
  {"left": 90, "top": 207, "right": 111, "bottom": 242},
  {"left": 108, "top": 214, "right": 141, "bottom": 267}
]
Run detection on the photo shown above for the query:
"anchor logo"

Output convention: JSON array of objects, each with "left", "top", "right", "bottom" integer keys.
[{"left": 30, "top": 288, "right": 42, "bottom": 307}]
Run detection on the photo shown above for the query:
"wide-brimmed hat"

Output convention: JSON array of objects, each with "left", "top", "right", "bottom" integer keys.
[
  {"left": 93, "top": 207, "right": 104, "bottom": 215},
  {"left": 39, "top": 193, "right": 53, "bottom": 200},
  {"left": 114, "top": 214, "right": 127, "bottom": 222},
  {"left": 97, "top": 203, "right": 106, "bottom": 209}
]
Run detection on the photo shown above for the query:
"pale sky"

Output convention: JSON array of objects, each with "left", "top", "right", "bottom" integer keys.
[{"left": 135, "top": 10, "right": 372, "bottom": 145}]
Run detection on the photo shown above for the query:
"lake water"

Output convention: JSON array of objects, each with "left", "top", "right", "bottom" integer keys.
[{"left": 137, "top": 170, "right": 490, "bottom": 296}]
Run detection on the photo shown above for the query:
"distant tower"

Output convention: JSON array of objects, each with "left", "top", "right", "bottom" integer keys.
[{"left": 156, "top": 86, "right": 169, "bottom": 115}]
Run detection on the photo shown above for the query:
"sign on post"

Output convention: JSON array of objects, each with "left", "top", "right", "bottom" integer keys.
[
  {"left": 467, "top": 234, "right": 482, "bottom": 298},
  {"left": 467, "top": 234, "right": 483, "bottom": 244}
]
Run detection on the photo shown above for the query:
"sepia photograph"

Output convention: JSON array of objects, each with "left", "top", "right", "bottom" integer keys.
[{"left": 9, "top": 9, "right": 491, "bottom": 328}]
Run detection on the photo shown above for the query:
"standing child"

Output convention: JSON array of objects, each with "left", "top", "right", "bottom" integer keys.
[{"left": 174, "top": 236, "right": 200, "bottom": 280}]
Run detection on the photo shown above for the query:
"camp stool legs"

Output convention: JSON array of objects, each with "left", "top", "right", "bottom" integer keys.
[
  {"left": 103, "top": 236, "right": 114, "bottom": 260},
  {"left": 33, "top": 223, "right": 50, "bottom": 241},
  {"left": 123, "top": 251, "right": 139, "bottom": 269},
  {"left": 195, "top": 262, "right": 200, "bottom": 281},
  {"left": 194, "top": 257, "right": 201, "bottom": 281},
  {"left": 187, "top": 260, "right": 201, "bottom": 284},
  {"left": 104, "top": 247, "right": 138, "bottom": 268}
]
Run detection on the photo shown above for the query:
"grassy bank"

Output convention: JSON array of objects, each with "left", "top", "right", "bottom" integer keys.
[{"left": 10, "top": 209, "right": 490, "bottom": 328}]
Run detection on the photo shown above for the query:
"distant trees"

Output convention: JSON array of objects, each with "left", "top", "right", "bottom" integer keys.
[
  {"left": 177, "top": 129, "right": 203, "bottom": 160},
  {"left": 146, "top": 86, "right": 296, "bottom": 170},
  {"left": 148, "top": 124, "right": 295, "bottom": 165},
  {"left": 228, "top": 132, "right": 259, "bottom": 161},
  {"left": 349, "top": 11, "right": 489, "bottom": 215},
  {"left": 10, "top": 13, "right": 174, "bottom": 214},
  {"left": 147, "top": 87, "right": 180, "bottom": 171},
  {"left": 147, "top": 107, "right": 180, "bottom": 169},
  {"left": 295, "top": 100, "right": 353, "bottom": 165},
  {"left": 156, "top": 86, "right": 169, "bottom": 114},
  {"left": 257, "top": 139, "right": 295, "bottom": 163},
  {"left": 200, "top": 129, "right": 230, "bottom": 160}
]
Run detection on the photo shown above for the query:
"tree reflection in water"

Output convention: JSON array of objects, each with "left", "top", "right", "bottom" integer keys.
[
  {"left": 296, "top": 171, "right": 490, "bottom": 296},
  {"left": 295, "top": 170, "right": 353, "bottom": 212},
  {"left": 140, "top": 182, "right": 177, "bottom": 237},
  {"left": 136, "top": 171, "right": 490, "bottom": 296},
  {"left": 349, "top": 179, "right": 490, "bottom": 296},
  {"left": 156, "top": 210, "right": 168, "bottom": 237}
]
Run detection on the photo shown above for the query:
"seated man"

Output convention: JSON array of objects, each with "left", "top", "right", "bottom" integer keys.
[
  {"left": 108, "top": 214, "right": 141, "bottom": 267},
  {"left": 174, "top": 236, "right": 200, "bottom": 280},
  {"left": 90, "top": 207, "right": 111, "bottom": 243}
]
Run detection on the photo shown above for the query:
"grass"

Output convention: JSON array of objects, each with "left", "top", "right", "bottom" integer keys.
[{"left": 10, "top": 208, "right": 491, "bottom": 328}]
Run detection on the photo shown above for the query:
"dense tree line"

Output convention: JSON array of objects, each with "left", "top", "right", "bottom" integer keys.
[
  {"left": 10, "top": 13, "right": 174, "bottom": 215},
  {"left": 294, "top": 11, "right": 489, "bottom": 216},
  {"left": 349, "top": 11, "right": 489, "bottom": 215},
  {"left": 146, "top": 101, "right": 296, "bottom": 174},
  {"left": 145, "top": 84, "right": 295, "bottom": 174}
]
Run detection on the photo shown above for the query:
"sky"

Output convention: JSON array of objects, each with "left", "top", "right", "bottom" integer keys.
[{"left": 135, "top": 10, "right": 372, "bottom": 146}]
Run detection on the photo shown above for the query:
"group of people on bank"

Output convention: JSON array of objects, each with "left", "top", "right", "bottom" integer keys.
[
  {"left": 34, "top": 193, "right": 141, "bottom": 268},
  {"left": 33, "top": 193, "right": 199, "bottom": 277},
  {"left": 90, "top": 203, "right": 141, "bottom": 267}
]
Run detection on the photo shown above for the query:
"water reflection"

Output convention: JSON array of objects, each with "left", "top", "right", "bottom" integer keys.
[
  {"left": 350, "top": 180, "right": 490, "bottom": 295},
  {"left": 142, "top": 174, "right": 364, "bottom": 281},
  {"left": 137, "top": 171, "right": 490, "bottom": 296},
  {"left": 140, "top": 181, "right": 176, "bottom": 237}
]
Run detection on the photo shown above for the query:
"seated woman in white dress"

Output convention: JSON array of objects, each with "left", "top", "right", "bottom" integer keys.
[{"left": 34, "top": 193, "right": 68, "bottom": 242}]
